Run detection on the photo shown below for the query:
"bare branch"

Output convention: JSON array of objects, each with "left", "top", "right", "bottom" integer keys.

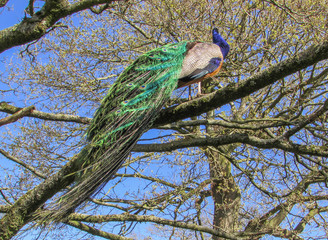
[
  {"left": 0, "top": 105, "right": 35, "bottom": 127},
  {"left": 0, "top": 102, "right": 91, "bottom": 124},
  {"left": 133, "top": 133, "right": 328, "bottom": 157},
  {"left": 0, "top": 148, "right": 46, "bottom": 179},
  {"left": 67, "top": 220, "right": 133, "bottom": 240},
  {"left": 282, "top": 98, "right": 328, "bottom": 139},
  {"left": 69, "top": 213, "right": 240, "bottom": 240}
]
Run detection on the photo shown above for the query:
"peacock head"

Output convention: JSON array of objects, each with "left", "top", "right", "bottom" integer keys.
[{"left": 212, "top": 28, "right": 230, "bottom": 59}]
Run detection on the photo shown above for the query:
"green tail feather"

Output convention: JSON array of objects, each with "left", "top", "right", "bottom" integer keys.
[{"left": 43, "top": 41, "right": 189, "bottom": 222}]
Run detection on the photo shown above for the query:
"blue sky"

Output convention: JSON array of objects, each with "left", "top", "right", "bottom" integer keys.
[
  {"left": 0, "top": 0, "right": 26, "bottom": 100},
  {"left": 0, "top": 0, "right": 24, "bottom": 28}
]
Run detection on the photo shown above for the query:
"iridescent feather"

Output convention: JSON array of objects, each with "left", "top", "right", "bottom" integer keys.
[{"left": 42, "top": 28, "right": 229, "bottom": 222}]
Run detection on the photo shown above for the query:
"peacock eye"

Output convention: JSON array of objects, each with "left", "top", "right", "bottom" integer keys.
[
  {"left": 140, "top": 85, "right": 146, "bottom": 89},
  {"left": 123, "top": 100, "right": 129, "bottom": 104},
  {"left": 162, "top": 48, "right": 167, "bottom": 52},
  {"left": 173, "top": 46, "right": 177, "bottom": 49}
]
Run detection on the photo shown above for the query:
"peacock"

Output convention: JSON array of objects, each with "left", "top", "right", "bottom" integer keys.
[{"left": 44, "top": 28, "right": 230, "bottom": 222}]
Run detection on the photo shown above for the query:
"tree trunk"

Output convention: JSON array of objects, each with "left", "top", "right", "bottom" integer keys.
[
  {"left": 204, "top": 102, "right": 241, "bottom": 239},
  {"left": 206, "top": 146, "right": 241, "bottom": 240}
]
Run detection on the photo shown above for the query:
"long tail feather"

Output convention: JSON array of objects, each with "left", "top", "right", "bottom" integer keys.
[{"left": 42, "top": 41, "right": 189, "bottom": 222}]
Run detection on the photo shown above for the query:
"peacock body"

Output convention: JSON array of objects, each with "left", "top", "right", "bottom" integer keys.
[{"left": 45, "top": 28, "right": 230, "bottom": 221}]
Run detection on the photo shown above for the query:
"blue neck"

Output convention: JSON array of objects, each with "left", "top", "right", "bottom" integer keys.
[{"left": 212, "top": 28, "right": 230, "bottom": 59}]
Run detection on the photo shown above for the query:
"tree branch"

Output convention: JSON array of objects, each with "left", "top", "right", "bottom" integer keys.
[
  {"left": 294, "top": 206, "right": 328, "bottom": 233},
  {"left": 69, "top": 213, "right": 240, "bottom": 240},
  {"left": 244, "top": 170, "right": 326, "bottom": 235},
  {"left": 154, "top": 40, "right": 328, "bottom": 126},
  {"left": 158, "top": 118, "right": 290, "bottom": 130},
  {"left": 0, "top": 205, "right": 10, "bottom": 213},
  {"left": 282, "top": 97, "right": 328, "bottom": 139},
  {"left": 1, "top": 41, "right": 328, "bottom": 129},
  {"left": 0, "top": 148, "right": 46, "bottom": 179},
  {"left": 66, "top": 220, "right": 133, "bottom": 240},
  {"left": 133, "top": 133, "right": 328, "bottom": 157},
  {"left": 0, "top": 102, "right": 91, "bottom": 124},
  {"left": 0, "top": 0, "right": 125, "bottom": 53},
  {"left": 0, "top": 0, "right": 9, "bottom": 8},
  {"left": 0, "top": 105, "right": 35, "bottom": 126}
]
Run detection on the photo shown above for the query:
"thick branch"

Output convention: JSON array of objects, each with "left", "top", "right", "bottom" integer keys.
[
  {"left": 0, "top": 0, "right": 9, "bottom": 8},
  {"left": 1, "top": 41, "right": 328, "bottom": 128},
  {"left": 0, "top": 105, "right": 35, "bottom": 126},
  {"left": 159, "top": 118, "right": 290, "bottom": 130},
  {"left": 0, "top": 102, "right": 91, "bottom": 124},
  {"left": 69, "top": 213, "right": 240, "bottom": 240},
  {"left": 133, "top": 133, "right": 328, "bottom": 157},
  {"left": 154, "top": 40, "right": 328, "bottom": 126},
  {"left": 0, "top": 0, "right": 124, "bottom": 53}
]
